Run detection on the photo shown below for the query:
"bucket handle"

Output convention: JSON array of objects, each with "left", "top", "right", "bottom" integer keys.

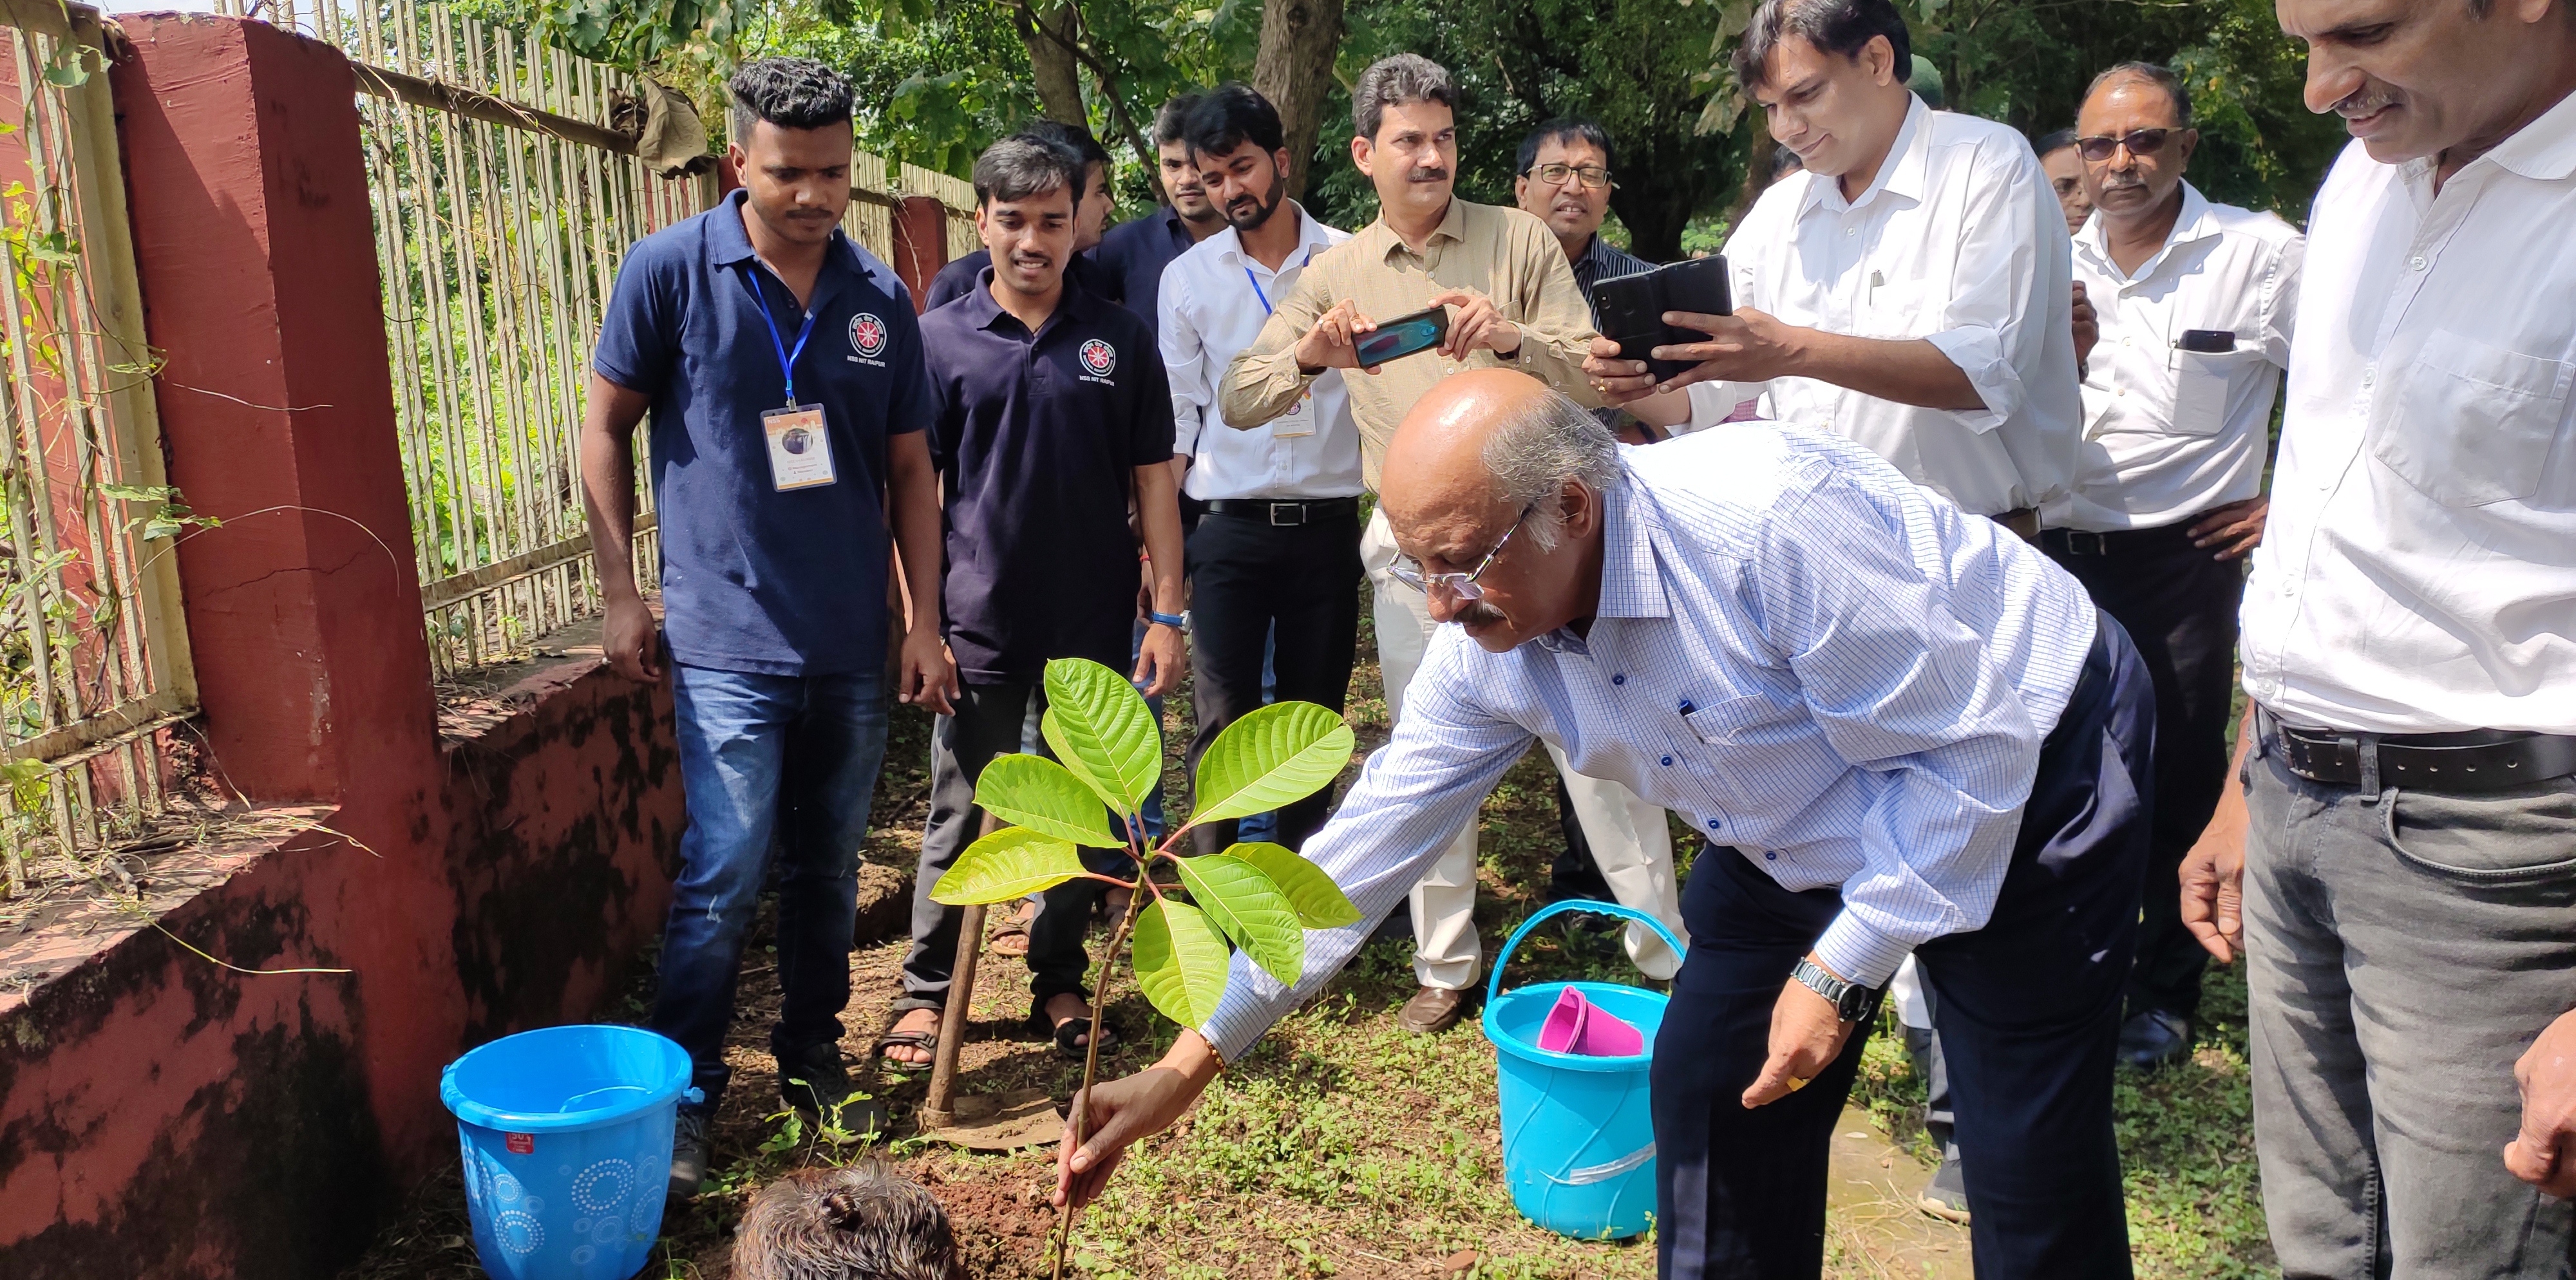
[{"left": 1484, "top": 899, "right": 1688, "bottom": 1010}]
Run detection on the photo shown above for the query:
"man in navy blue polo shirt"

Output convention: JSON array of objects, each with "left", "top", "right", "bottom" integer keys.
[
  {"left": 582, "top": 59, "right": 953, "bottom": 1198},
  {"left": 921, "top": 121, "right": 1117, "bottom": 312},
  {"left": 1091, "top": 93, "right": 1227, "bottom": 342},
  {"left": 879, "top": 135, "right": 1187, "bottom": 1069}
]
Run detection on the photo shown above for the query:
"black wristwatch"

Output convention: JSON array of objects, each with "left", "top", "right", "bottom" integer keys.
[{"left": 1791, "top": 957, "right": 1880, "bottom": 1024}]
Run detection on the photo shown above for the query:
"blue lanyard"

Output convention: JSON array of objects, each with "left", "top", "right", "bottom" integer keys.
[
  {"left": 1243, "top": 265, "right": 1273, "bottom": 315},
  {"left": 740, "top": 266, "right": 819, "bottom": 406}
]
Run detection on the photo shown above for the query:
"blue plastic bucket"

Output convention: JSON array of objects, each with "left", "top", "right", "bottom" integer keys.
[
  {"left": 1481, "top": 901, "right": 1683, "bottom": 1241},
  {"left": 439, "top": 1025, "right": 700, "bottom": 1280}
]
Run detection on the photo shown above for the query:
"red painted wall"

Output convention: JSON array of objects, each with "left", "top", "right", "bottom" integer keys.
[{"left": 0, "top": 18, "right": 682, "bottom": 1278}]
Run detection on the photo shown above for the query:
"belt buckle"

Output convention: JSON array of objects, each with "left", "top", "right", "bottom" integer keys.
[
  {"left": 1269, "top": 501, "right": 1301, "bottom": 526},
  {"left": 2067, "top": 530, "right": 2108, "bottom": 556}
]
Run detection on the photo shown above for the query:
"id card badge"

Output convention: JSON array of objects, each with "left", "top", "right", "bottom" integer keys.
[
  {"left": 762, "top": 404, "right": 837, "bottom": 491},
  {"left": 1274, "top": 390, "right": 1316, "bottom": 438}
]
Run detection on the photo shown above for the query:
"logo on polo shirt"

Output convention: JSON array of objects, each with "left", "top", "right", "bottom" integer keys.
[
  {"left": 848, "top": 312, "right": 889, "bottom": 366},
  {"left": 1078, "top": 338, "right": 1117, "bottom": 381}
]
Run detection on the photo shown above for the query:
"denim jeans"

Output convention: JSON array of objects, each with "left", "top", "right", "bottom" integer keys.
[
  {"left": 652, "top": 664, "right": 887, "bottom": 1111},
  {"left": 2244, "top": 741, "right": 2576, "bottom": 1277}
]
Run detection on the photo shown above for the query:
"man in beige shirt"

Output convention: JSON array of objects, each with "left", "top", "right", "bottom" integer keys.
[{"left": 1220, "top": 54, "right": 1680, "bottom": 1037}]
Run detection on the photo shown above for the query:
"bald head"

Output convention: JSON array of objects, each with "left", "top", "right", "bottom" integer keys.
[{"left": 1378, "top": 370, "right": 1622, "bottom": 652}]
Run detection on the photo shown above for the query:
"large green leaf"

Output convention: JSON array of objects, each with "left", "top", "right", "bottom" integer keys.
[
  {"left": 1191, "top": 702, "right": 1355, "bottom": 825},
  {"left": 1040, "top": 658, "right": 1161, "bottom": 814},
  {"left": 1219, "top": 842, "right": 1361, "bottom": 930},
  {"left": 975, "top": 754, "right": 1122, "bottom": 848},
  {"left": 1130, "top": 898, "right": 1231, "bottom": 1027},
  {"left": 1171, "top": 854, "right": 1303, "bottom": 985},
  {"left": 930, "top": 827, "right": 1088, "bottom": 905}
]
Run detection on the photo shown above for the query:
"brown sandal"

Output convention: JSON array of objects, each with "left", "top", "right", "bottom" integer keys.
[{"left": 987, "top": 899, "right": 1035, "bottom": 959}]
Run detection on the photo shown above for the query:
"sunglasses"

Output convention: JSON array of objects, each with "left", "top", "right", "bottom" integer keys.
[{"left": 2075, "top": 128, "right": 2179, "bottom": 162}]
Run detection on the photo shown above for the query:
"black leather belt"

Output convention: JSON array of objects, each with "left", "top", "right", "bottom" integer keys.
[
  {"left": 1201, "top": 497, "right": 1360, "bottom": 526},
  {"left": 2262, "top": 709, "right": 2576, "bottom": 793},
  {"left": 2040, "top": 518, "right": 2202, "bottom": 558}
]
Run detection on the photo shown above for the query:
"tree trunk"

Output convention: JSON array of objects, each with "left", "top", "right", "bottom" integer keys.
[
  {"left": 1253, "top": 0, "right": 1347, "bottom": 202},
  {"left": 1014, "top": 0, "right": 1086, "bottom": 127}
]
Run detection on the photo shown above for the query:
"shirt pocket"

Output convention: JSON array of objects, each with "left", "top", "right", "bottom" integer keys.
[
  {"left": 2167, "top": 347, "right": 2257, "bottom": 437},
  {"left": 1861, "top": 281, "right": 1939, "bottom": 340},
  {"left": 2372, "top": 329, "right": 2576, "bottom": 507}
]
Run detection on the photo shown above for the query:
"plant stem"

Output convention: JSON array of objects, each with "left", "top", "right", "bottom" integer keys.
[{"left": 1050, "top": 861, "right": 1150, "bottom": 1280}]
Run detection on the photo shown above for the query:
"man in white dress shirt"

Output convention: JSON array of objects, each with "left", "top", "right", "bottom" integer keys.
[
  {"left": 1588, "top": 0, "right": 2080, "bottom": 539},
  {"left": 2179, "top": 0, "right": 2576, "bottom": 1272},
  {"left": 1160, "top": 83, "right": 1365, "bottom": 854},
  {"left": 1052, "top": 371, "right": 2155, "bottom": 1276},
  {"left": 2045, "top": 62, "right": 2303, "bottom": 1073}
]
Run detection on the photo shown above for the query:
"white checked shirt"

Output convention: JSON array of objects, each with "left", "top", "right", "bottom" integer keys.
[
  {"left": 1159, "top": 203, "right": 1362, "bottom": 500},
  {"left": 2047, "top": 184, "right": 2302, "bottom": 532},
  {"left": 1200, "top": 426, "right": 2100, "bottom": 1062},
  {"left": 2242, "top": 98, "right": 2576, "bottom": 736},
  {"left": 1678, "top": 95, "right": 2083, "bottom": 516}
]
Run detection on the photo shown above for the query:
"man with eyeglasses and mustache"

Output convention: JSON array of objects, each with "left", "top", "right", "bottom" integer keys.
[
  {"left": 2176, "top": 0, "right": 2576, "bottom": 1274},
  {"left": 1587, "top": 0, "right": 2081, "bottom": 545},
  {"left": 1218, "top": 53, "right": 1609, "bottom": 1037},
  {"left": 2043, "top": 62, "right": 2304, "bottom": 1078}
]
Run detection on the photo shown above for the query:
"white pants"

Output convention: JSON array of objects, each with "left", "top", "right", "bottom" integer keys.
[{"left": 1361, "top": 509, "right": 1689, "bottom": 990}]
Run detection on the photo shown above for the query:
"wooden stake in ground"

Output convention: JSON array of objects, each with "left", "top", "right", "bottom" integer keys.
[{"left": 916, "top": 815, "right": 1061, "bottom": 1151}]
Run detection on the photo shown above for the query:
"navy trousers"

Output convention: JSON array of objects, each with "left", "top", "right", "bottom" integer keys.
[{"left": 1652, "top": 615, "right": 2154, "bottom": 1279}]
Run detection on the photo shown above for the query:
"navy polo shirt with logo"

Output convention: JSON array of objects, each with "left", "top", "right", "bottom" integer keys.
[
  {"left": 921, "top": 272, "right": 1175, "bottom": 684},
  {"left": 592, "top": 188, "right": 931, "bottom": 677}
]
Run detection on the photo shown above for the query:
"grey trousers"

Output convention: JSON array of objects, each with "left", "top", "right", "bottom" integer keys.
[{"left": 2244, "top": 741, "right": 2576, "bottom": 1278}]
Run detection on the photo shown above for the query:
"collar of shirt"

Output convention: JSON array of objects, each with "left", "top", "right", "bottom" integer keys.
[
  {"left": 1213, "top": 203, "right": 1338, "bottom": 278},
  {"left": 2074, "top": 182, "right": 2224, "bottom": 287},
  {"left": 958, "top": 265, "right": 1108, "bottom": 340},
  {"left": 2414, "top": 86, "right": 2576, "bottom": 189},
  {"left": 1359, "top": 194, "right": 1472, "bottom": 265},
  {"left": 1800, "top": 93, "right": 1933, "bottom": 218},
  {"left": 705, "top": 188, "right": 867, "bottom": 300},
  {"left": 1540, "top": 480, "right": 1672, "bottom": 653}
]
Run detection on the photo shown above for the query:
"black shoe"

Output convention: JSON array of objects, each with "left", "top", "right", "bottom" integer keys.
[
  {"left": 668, "top": 1108, "right": 712, "bottom": 1200},
  {"left": 1916, "top": 1152, "right": 1970, "bottom": 1223},
  {"left": 2116, "top": 1009, "right": 2193, "bottom": 1070},
  {"left": 777, "top": 1042, "right": 886, "bottom": 1140}
]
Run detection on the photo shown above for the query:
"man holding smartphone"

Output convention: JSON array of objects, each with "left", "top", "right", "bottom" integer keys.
[
  {"left": 1589, "top": 0, "right": 2080, "bottom": 540},
  {"left": 1218, "top": 54, "right": 1613, "bottom": 1035}
]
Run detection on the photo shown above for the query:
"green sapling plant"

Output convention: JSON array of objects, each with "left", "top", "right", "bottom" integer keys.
[{"left": 927, "top": 655, "right": 1361, "bottom": 1277}]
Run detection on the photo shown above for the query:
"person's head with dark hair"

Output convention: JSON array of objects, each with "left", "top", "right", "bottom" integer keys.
[
  {"left": 1011, "top": 119, "right": 1115, "bottom": 251},
  {"left": 1184, "top": 82, "right": 1294, "bottom": 233},
  {"left": 2076, "top": 61, "right": 2199, "bottom": 240},
  {"left": 732, "top": 1163, "right": 961, "bottom": 1280},
  {"left": 2277, "top": 0, "right": 2576, "bottom": 169},
  {"left": 972, "top": 136, "right": 1081, "bottom": 304},
  {"left": 1349, "top": 53, "right": 1461, "bottom": 231},
  {"left": 1729, "top": 0, "right": 1918, "bottom": 193},
  {"left": 2034, "top": 127, "right": 2092, "bottom": 235},
  {"left": 1771, "top": 140, "right": 1808, "bottom": 179},
  {"left": 724, "top": 58, "right": 857, "bottom": 252},
  {"left": 1150, "top": 93, "right": 1221, "bottom": 228},
  {"left": 1514, "top": 118, "right": 1620, "bottom": 259}
]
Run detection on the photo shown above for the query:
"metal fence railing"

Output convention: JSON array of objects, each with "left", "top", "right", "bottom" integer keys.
[
  {"left": 0, "top": 0, "right": 198, "bottom": 892},
  {"left": 225, "top": 0, "right": 982, "bottom": 679}
]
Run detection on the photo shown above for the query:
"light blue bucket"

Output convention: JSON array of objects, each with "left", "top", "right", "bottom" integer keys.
[
  {"left": 439, "top": 1024, "right": 701, "bottom": 1280},
  {"left": 1481, "top": 901, "right": 1683, "bottom": 1241}
]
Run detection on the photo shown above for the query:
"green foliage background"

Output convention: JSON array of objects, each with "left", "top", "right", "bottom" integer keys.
[{"left": 469, "top": 0, "right": 2345, "bottom": 247}]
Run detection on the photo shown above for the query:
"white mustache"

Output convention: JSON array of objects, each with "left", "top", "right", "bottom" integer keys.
[
  {"left": 1457, "top": 602, "right": 1505, "bottom": 626},
  {"left": 2334, "top": 88, "right": 2401, "bottom": 118}
]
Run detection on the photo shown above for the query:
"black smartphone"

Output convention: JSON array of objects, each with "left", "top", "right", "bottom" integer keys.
[
  {"left": 1589, "top": 256, "right": 1733, "bottom": 382},
  {"left": 1352, "top": 305, "right": 1451, "bottom": 368},
  {"left": 2175, "top": 328, "right": 2238, "bottom": 353}
]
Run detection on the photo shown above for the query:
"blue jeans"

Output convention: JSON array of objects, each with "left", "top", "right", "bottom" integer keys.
[{"left": 654, "top": 664, "right": 888, "bottom": 1111}]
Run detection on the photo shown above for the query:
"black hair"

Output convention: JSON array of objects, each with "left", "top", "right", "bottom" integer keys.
[
  {"left": 1731, "top": 0, "right": 1912, "bottom": 93},
  {"left": 2034, "top": 127, "right": 2080, "bottom": 159},
  {"left": 1516, "top": 117, "right": 1616, "bottom": 177},
  {"left": 2083, "top": 61, "right": 2193, "bottom": 129},
  {"left": 972, "top": 135, "right": 1082, "bottom": 210},
  {"left": 1153, "top": 93, "right": 1204, "bottom": 147},
  {"left": 1350, "top": 53, "right": 1457, "bottom": 141},
  {"left": 727, "top": 57, "right": 855, "bottom": 144},
  {"left": 1012, "top": 118, "right": 1113, "bottom": 171},
  {"left": 1183, "top": 81, "right": 1286, "bottom": 158}
]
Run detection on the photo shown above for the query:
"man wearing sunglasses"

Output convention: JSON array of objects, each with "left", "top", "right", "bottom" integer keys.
[
  {"left": 1587, "top": 0, "right": 2080, "bottom": 543},
  {"left": 2041, "top": 63, "right": 2303, "bottom": 1078},
  {"left": 1053, "top": 370, "right": 2155, "bottom": 1277}
]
